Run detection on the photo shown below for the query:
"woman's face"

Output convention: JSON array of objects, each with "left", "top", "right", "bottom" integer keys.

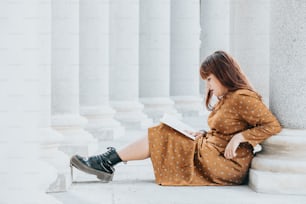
[{"left": 206, "top": 74, "right": 228, "bottom": 97}]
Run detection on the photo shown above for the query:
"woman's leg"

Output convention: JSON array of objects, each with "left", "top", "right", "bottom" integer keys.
[
  {"left": 117, "top": 135, "right": 150, "bottom": 162},
  {"left": 70, "top": 135, "right": 150, "bottom": 182}
]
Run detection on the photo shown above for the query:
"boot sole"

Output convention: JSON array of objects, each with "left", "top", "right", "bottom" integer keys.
[{"left": 70, "top": 156, "right": 113, "bottom": 182}]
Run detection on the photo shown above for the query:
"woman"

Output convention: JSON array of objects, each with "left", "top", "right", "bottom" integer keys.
[{"left": 70, "top": 50, "right": 281, "bottom": 185}]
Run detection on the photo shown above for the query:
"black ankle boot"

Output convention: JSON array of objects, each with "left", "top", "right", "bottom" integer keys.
[{"left": 70, "top": 147, "right": 122, "bottom": 182}]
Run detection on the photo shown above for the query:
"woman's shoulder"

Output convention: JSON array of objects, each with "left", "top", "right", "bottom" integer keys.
[{"left": 228, "top": 89, "right": 261, "bottom": 101}]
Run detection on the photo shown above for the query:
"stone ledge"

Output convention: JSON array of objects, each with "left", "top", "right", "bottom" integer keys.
[
  {"left": 262, "top": 129, "right": 306, "bottom": 156},
  {"left": 249, "top": 169, "right": 306, "bottom": 195},
  {"left": 251, "top": 155, "right": 306, "bottom": 173}
]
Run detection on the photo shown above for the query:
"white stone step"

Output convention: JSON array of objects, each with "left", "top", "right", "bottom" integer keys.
[
  {"left": 262, "top": 129, "right": 306, "bottom": 156},
  {"left": 249, "top": 169, "right": 306, "bottom": 195},
  {"left": 251, "top": 155, "right": 306, "bottom": 173}
]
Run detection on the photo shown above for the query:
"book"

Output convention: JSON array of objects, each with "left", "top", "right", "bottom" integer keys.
[{"left": 160, "top": 113, "right": 196, "bottom": 140}]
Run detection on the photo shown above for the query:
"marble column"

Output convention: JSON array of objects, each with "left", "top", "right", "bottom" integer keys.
[
  {"left": 0, "top": 0, "right": 61, "bottom": 202},
  {"left": 230, "top": 0, "right": 270, "bottom": 104},
  {"left": 79, "top": 0, "right": 124, "bottom": 140},
  {"left": 51, "top": 0, "right": 97, "bottom": 155},
  {"left": 249, "top": 0, "right": 306, "bottom": 195},
  {"left": 109, "top": 0, "right": 152, "bottom": 129},
  {"left": 38, "top": 0, "right": 70, "bottom": 192},
  {"left": 170, "top": 0, "right": 202, "bottom": 117},
  {"left": 170, "top": 0, "right": 202, "bottom": 116},
  {"left": 200, "top": 0, "right": 230, "bottom": 95},
  {"left": 139, "top": 0, "right": 181, "bottom": 122}
]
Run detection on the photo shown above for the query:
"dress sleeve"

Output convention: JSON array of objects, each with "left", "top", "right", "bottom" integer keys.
[{"left": 233, "top": 92, "right": 282, "bottom": 147}]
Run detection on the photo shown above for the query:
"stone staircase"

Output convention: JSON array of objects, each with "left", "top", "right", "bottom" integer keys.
[{"left": 249, "top": 129, "right": 306, "bottom": 195}]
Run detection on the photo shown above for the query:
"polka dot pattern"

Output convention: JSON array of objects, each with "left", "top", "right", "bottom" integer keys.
[{"left": 148, "top": 89, "right": 281, "bottom": 186}]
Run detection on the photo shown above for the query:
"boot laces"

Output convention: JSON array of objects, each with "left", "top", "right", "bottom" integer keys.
[
  {"left": 93, "top": 147, "right": 114, "bottom": 162},
  {"left": 102, "top": 147, "right": 114, "bottom": 158}
]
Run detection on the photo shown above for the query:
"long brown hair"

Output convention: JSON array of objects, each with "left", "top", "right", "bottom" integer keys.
[{"left": 200, "top": 50, "right": 257, "bottom": 110}]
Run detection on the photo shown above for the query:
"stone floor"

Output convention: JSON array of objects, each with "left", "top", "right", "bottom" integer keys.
[
  {"left": 50, "top": 117, "right": 306, "bottom": 204},
  {"left": 51, "top": 161, "right": 306, "bottom": 204}
]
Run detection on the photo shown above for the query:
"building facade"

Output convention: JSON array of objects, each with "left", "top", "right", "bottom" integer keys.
[{"left": 0, "top": 0, "right": 305, "bottom": 203}]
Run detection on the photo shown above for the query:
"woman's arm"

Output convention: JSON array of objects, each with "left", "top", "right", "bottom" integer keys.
[
  {"left": 235, "top": 93, "right": 282, "bottom": 147},
  {"left": 224, "top": 92, "right": 282, "bottom": 159}
]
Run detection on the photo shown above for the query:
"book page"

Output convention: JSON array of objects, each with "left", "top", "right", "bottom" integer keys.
[{"left": 160, "top": 113, "right": 196, "bottom": 140}]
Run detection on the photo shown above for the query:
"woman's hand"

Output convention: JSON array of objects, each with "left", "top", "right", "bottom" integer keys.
[
  {"left": 224, "top": 133, "right": 246, "bottom": 159},
  {"left": 184, "top": 130, "right": 206, "bottom": 140}
]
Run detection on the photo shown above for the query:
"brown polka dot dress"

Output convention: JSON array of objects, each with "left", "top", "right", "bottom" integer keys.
[{"left": 148, "top": 89, "right": 281, "bottom": 186}]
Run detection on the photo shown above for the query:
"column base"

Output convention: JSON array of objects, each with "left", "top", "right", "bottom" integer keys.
[
  {"left": 41, "top": 146, "right": 71, "bottom": 193},
  {"left": 140, "top": 97, "right": 182, "bottom": 123},
  {"left": 249, "top": 129, "right": 306, "bottom": 195},
  {"left": 172, "top": 96, "right": 209, "bottom": 130},
  {"left": 0, "top": 145, "right": 61, "bottom": 203},
  {"left": 52, "top": 114, "right": 98, "bottom": 156},
  {"left": 111, "top": 100, "right": 153, "bottom": 129},
  {"left": 40, "top": 128, "right": 71, "bottom": 192},
  {"left": 171, "top": 96, "right": 202, "bottom": 117},
  {"left": 81, "top": 106, "right": 125, "bottom": 141}
]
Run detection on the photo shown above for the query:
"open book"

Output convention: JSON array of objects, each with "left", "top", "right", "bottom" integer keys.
[{"left": 160, "top": 113, "right": 196, "bottom": 140}]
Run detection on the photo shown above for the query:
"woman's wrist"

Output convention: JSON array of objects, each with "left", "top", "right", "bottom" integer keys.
[
  {"left": 235, "top": 133, "right": 246, "bottom": 143},
  {"left": 198, "top": 129, "right": 207, "bottom": 135}
]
